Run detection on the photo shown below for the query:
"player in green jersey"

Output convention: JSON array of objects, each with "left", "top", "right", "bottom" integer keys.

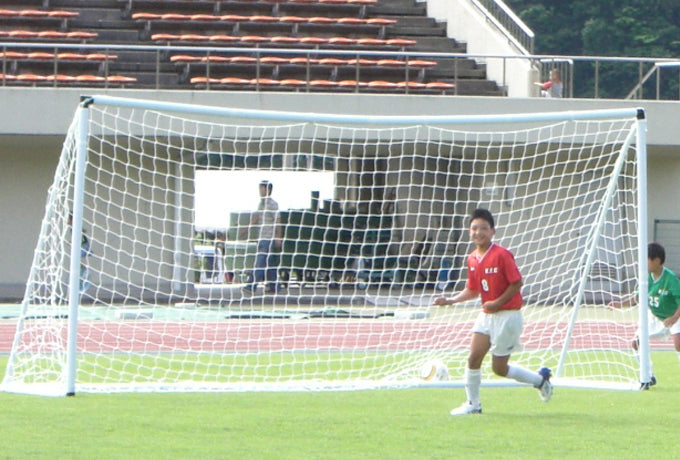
[{"left": 609, "top": 242, "right": 680, "bottom": 388}]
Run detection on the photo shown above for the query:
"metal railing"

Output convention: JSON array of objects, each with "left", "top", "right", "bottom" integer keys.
[
  {"left": 473, "top": 0, "right": 535, "bottom": 54},
  {"left": 1, "top": 42, "right": 680, "bottom": 100}
]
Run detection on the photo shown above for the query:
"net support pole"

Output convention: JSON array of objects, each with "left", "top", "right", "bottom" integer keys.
[
  {"left": 555, "top": 123, "right": 638, "bottom": 378},
  {"left": 65, "top": 103, "right": 90, "bottom": 396},
  {"left": 635, "top": 111, "right": 651, "bottom": 386}
]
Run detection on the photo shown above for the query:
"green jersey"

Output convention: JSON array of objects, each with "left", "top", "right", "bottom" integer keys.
[{"left": 647, "top": 267, "right": 680, "bottom": 320}]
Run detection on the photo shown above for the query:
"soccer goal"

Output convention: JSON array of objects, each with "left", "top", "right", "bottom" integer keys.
[{"left": 3, "top": 95, "right": 650, "bottom": 396}]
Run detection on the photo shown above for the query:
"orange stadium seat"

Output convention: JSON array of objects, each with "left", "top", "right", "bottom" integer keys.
[
  {"left": 180, "top": 34, "right": 208, "bottom": 42},
  {"left": 299, "top": 37, "right": 329, "bottom": 45},
  {"left": 45, "top": 74, "right": 76, "bottom": 83},
  {"left": 47, "top": 11, "right": 79, "bottom": 19},
  {"left": 397, "top": 81, "right": 427, "bottom": 89},
  {"left": 190, "top": 76, "right": 219, "bottom": 85},
  {"left": 19, "top": 10, "right": 50, "bottom": 18},
  {"left": 251, "top": 78, "right": 280, "bottom": 86},
  {"left": 279, "top": 79, "right": 307, "bottom": 88},
  {"left": 0, "top": 9, "right": 19, "bottom": 17},
  {"left": 220, "top": 14, "right": 249, "bottom": 22},
  {"left": 337, "top": 79, "right": 368, "bottom": 88},
  {"left": 16, "top": 74, "right": 47, "bottom": 82},
  {"left": 151, "top": 33, "right": 178, "bottom": 41},
  {"left": 290, "top": 57, "right": 319, "bottom": 65},
  {"left": 357, "top": 38, "right": 385, "bottom": 46},
  {"left": 208, "top": 35, "right": 239, "bottom": 43},
  {"left": 367, "top": 80, "right": 398, "bottom": 89},
  {"left": 385, "top": 38, "right": 417, "bottom": 46},
  {"left": 74, "top": 75, "right": 106, "bottom": 83},
  {"left": 8, "top": 30, "right": 38, "bottom": 39},
  {"left": 161, "top": 13, "right": 190, "bottom": 21},
  {"left": 228, "top": 56, "right": 258, "bottom": 63},
  {"left": 366, "top": 18, "right": 397, "bottom": 26},
  {"left": 86, "top": 53, "right": 117, "bottom": 61},
  {"left": 106, "top": 75, "right": 137, "bottom": 84},
  {"left": 240, "top": 35, "right": 269, "bottom": 43},
  {"left": 376, "top": 59, "right": 405, "bottom": 67},
  {"left": 202, "top": 56, "right": 231, "bottom": 63},
  {"left": 308, "top": 17, "right": 336, "bottom": 24},
  {"left": 57, "top": 52, "right": 85, "bottom": 60},
  {"left": 0, "top": 51, "right": 27, "bottom": 59},
  {"left": 279, "top": 16, "right": 308, "bottom": 24},
  {"left": 191, "top": 14, "right": 220, "bottom": 22},
  {"left": 309, "top": 79, "right": 338, "bottom": 87},
  {"left": 220, "top": 77, "right": 250, "bottom": 85},
  {"left": 66, "top": 31, "right": 98, "bottom": 40},
  {"left": 425, "top": 82, "right": 455, "bottom": 90},
  {"left": 270, "top": 36, "right": 300, "bottom": 44},
  {"left": 328, "top": 37, "right": 356, "bottom": 45},
  {"left": 318, "top": 58, "right": 347, "bottom": 66},
  {"left": 170, "top": 55, "right": 199, "bottom": 63},
  {"left": 260, "top": 57, "right": 290, "bottom": 65},
  {"left": 347, "top": 58, "right": 378, "bottom": 66},
  {"left": 132, "top": 13, "right": 161, "bottom": 20},
  {"left": 249, "top": 15, "right": 279, "bottom": 23},
  {"left": 27, "top": 52, "right": 55, "bottom": 60},
  {"left": 408, "top": 60, "right": 437, "bottom": 68}
]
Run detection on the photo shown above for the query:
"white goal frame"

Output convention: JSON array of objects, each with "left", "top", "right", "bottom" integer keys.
[{"left": 3, "top": 95, "right": 650, "bottom": 396}]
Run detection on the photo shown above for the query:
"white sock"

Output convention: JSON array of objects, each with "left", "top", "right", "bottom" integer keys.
[
  {"left": 465, "top": 368, "right": 482, "bottom": 406},
  {"left": 506, "top": 365, "right": 542, "bottom": 387}
]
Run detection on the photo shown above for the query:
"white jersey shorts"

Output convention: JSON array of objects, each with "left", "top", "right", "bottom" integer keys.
[
  {"left": 472, "top": 309, "right": 523, "bottom": 357},
  {"left": 638, "top": 312, "right": 680, "bottom": 341}
]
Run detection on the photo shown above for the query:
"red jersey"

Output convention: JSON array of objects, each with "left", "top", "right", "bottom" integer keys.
[{"left": 466, "top": 243, "right": 523, "bottom": 313}]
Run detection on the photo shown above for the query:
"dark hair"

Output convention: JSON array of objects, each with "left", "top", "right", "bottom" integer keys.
[
  {"left": 648, "top": 242, "right": 665, "bottom": 264},
  {"left": 259, "top": 180, "right": 273, "bottom": 194},
  {"left": 469, "top": 208, "right": 494, "bottom": 229}
]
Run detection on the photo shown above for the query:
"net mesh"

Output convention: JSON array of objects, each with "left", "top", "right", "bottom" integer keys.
[{"left": 2, "top": 102, "right": 643, "bottom": 395}]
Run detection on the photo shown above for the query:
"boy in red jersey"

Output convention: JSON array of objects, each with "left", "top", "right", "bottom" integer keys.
[{"left": 433, "top": 209, "right": 552, "bottom": 415}]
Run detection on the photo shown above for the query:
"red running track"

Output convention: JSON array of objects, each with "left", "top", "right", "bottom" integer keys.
[{"left": 0, "top": 320, "right": 655, "bottom": 353}]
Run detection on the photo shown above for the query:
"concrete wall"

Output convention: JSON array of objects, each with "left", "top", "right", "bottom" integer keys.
[{"left": 1, "top": 87, "right": 679, "bottom": 299}]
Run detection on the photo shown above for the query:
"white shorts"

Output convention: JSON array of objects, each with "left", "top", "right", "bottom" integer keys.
[
  {"left": 472, "top": 310, "right": 523, "bottom": 357},
  {"left": 637, "top": 313, "right": 680, "bottom": 341}
]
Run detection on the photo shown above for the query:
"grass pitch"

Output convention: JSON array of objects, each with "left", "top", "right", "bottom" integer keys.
[{"left": 0, "top": 353, "right": 679, "bottom": 459}]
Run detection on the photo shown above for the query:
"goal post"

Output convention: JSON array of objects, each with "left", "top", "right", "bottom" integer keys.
[{"left": 3, "top": 95, "right": 649, "bottom": 395}]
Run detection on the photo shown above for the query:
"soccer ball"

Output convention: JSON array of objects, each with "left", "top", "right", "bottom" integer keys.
[{"left": 420, "top": 359, "right": 449, "bottom": 381}]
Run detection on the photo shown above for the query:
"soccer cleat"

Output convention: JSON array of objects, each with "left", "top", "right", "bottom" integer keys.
[
  {"left": 536, "top": 367, "right": 553, "bottom": 402},
  {"left": 640, "top": 375, "right": 657, "bottom": 390},
  {"left": 449, "top": 401, "right": 482, "bottom": 416}
]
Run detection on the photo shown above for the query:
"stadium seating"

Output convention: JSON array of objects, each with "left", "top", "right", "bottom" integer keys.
[{"left": 0, "top": 0, "right": 504, "bottom": 94}]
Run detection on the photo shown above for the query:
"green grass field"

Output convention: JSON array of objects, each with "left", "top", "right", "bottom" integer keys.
[{"left": 1, "top": 353, "right": 678, "bottom": 459}]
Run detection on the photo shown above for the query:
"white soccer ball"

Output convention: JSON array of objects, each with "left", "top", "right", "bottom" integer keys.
[{"left": 420, "top": 359, "right": 449, "bottom": 381}]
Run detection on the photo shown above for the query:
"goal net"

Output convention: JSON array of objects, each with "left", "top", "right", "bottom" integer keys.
[{"left": 3, "top": 96, "right": 649, "bottom": 395}]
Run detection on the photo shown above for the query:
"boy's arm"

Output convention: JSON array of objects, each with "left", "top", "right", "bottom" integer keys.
[
  {"left": 481, "top": 280, "right": 522, "bottom": 313},
  {"left": 433, "top": 287, "right": 479, "bottom": 306},
  {"left": 608, "top": 293, "right": 637, "bottom": 309}
]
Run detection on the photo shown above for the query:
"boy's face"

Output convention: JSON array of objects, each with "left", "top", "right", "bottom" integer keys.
[
  {"left": 648, "top": 256, "right": 662, "bottom": 273},
  {"left": 469, "top": 217, "right": 495, "bottom": 248}
]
